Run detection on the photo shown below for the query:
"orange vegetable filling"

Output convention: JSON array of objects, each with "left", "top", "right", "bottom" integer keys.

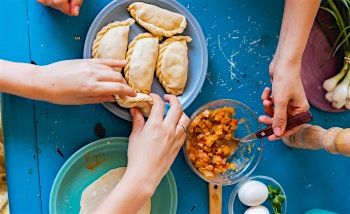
[{"left": 187, "top": 107, "right": 239, "bottom": 178}]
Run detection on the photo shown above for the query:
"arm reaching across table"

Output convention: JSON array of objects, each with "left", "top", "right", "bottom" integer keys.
[
  {"left": 0, "top": 59, "right": 136, "bottom": 105},
  {"left": 283, "top": 124, "right": 350, "bottom": 156},
  {"left": 260, "top": 0, "right": 320, "bottom": 140}
]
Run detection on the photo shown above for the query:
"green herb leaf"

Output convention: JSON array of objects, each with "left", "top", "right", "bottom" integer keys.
[{"left": 267, "top": 185, "right": 285, "bottom": 214}]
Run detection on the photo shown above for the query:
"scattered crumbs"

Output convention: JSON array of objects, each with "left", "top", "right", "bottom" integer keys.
[
  {"left": 74, "top": 36, "right": 81, "bottom": 40},
  {"left": 249, "top": 38, "right": 261, "bottom": 45},
  {"left": 228, "top": 87, "right": 233, "bottom": 92},
  {"left": 206, "top": 71, "right": 214, "bottom": 85},
  {"left": 306, "top": 184, "right": 312, "bottom": 189},
  {"left": 217, "top": 35, "right": 240, "bottom": 82}
]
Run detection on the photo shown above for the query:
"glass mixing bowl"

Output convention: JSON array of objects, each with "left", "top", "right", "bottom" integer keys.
[
  {"left": 228, "top": 175, "right": 287, "bottom": 214},
  {"left": 183, "top": 99, "right": 263, "bottom": 186}
]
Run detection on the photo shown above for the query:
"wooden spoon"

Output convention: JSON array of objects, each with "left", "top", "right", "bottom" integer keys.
[{"left": 209, "top": 183, "right": 222, "bottom": 214}]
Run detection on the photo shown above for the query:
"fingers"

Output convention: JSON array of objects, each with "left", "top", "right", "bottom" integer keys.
[
  {"left": 90, "top": 59, "right": 127, "bottom": 68},
  {"left": 163, "top": 95, "right": 183, "bottom": 128},
  {"left": 53, "top": 0, "right": 71, "bottom": 15},
  {"left": 267, "top": 125, "right": 303, "bottom": 141},
  {"left": 69, "top": 0, "right": 83, "bottom": 16},
  {"left": 37, "top": 0, "right": 71, "bottom": 15},
  {"left": 175, "top": 113, "right": 190, "bottom": 136},
  {"left": 258, "top": 115, "right": 273, "bottom": 126},
  {"left": 261, "top": 87, "right": 271, "bottom": 101},
  {"left": 93, "top": 83, "right": 136, "bottom": 97},
  {"left": 37, "top": 0, "right": 48, "bottom": 5},
  {"left": 272, "top": 96, "right": 288, "bottom": 137},
  {"left": 261, "top": 87, "right": 273, "bottom": 116},
  {"left": 130, "top": 108, "right": 145, "bottom": 138},
  {"left": 80, "top": 95, "right": 115, "bottom": 104},
  {"left": 148, "top": 94, "right": 164, "bottom": 123},
  {"left": 97, "top": 71, "right": 128, "bottom": 85},
  {"left": 263, "top": 100, "right": 274, "bottom": 117}
]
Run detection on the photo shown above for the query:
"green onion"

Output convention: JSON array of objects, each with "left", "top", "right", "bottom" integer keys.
[{"left": 322, "top": 0, "right": 350, "bottom": 109}]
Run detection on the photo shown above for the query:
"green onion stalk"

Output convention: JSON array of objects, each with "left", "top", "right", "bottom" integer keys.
[{"left": 321, "top": 0, "right": 350, "bottom": 109}]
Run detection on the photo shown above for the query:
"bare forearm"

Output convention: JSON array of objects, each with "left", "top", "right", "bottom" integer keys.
[
  {"left": 275, "top": 0, "right": 320, "bottom": 64},
  {"left": 0, "top": 60, "right": 42, "bottom": 99},
  {"left": 95, "top": 170, "right": 155, "bottom": 214}
]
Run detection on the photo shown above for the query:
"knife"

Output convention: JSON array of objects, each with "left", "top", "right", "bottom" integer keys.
[{"left": 239, "top": 111, "right": 313, "bottom": 143}]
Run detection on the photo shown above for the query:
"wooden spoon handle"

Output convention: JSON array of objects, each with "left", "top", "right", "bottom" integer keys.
[{"left": 209, "top": 183, "right": 222, "bottom": 214}]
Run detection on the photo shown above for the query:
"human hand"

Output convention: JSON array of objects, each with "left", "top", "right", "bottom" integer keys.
[
  {"left": 95, "top": 94, "right": 189, "bottom": 214},
  {"left": 126, "top": 94, "right": 190, "bottom": 192},
  {"left": 259, "top": 60, "right": 309, "bottom": 140},
  {"left": 35, "top": 59, "right": 136, "bottom": 105},
  {"left": 37, "top": 0, "right": 83, "bottom": 16}
]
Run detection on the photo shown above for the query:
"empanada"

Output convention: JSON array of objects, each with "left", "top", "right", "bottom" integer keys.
[
  {"left": 92, "top": 18, "right": 135, "bottom": 72},
  {"left": 156, "top": 36, "right": 192, "bottom": 95},
  {"left": 124, "top": 33, "right": 159, "bottom": 94},
  {"left": 115, "top": 93, "right": 153, "bottom": 117},
  {"left": 128, "top": 2, "right": 187, "bottom": 37}
]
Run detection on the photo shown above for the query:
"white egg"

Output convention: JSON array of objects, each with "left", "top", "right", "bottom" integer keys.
[
  {"left": 244, "top": 205, "right": 270, "bottom": 214},
  {"left": 238, "top": 180, "right": 268, "bottom": 206}
]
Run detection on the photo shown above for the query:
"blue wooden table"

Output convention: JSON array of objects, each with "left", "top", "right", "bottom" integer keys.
[{"left": 1, "top": 0, "right": 350, "bottom": 213}]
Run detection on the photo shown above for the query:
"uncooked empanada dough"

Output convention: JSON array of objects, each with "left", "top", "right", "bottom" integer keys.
[
  {"left": 128, "top": 2, "right": 187, "bottom": 37},
  {"left": 156, "top": 36, "right": 192, "bottom": 95},
  {"left": 92, "top": 18, "right": 135, "bottom": 72},
  {"left": 124, "top": 33, "right": 159, "bottom": 94},
  {"left": 115, "top": 93, "right": 153, "bottom": 117},
  {"left": 80, "top": 167, "right": 151, "bottom": 214}
]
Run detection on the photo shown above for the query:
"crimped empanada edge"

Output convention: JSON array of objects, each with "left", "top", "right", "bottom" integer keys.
[
  {"left": 124, "top": 33, "right": 159, "bottom": 93},
  {"left": 128, "top": 3, "right": 187, "bottom": 37},
  {"left": 92, "top": 18, "right": 135, "bottom": 58},
  {"left": 156, "top": 36, "right": 192, "bottom": 95}
]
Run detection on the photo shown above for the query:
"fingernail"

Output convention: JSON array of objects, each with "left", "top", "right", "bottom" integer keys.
[
  {"left": 74, "top": 6, "right": 80, "bottom": 16},
  {"left": 274, "top": 127, "right": 282, "bottom": 136},
  {"left": 258, "top": 116, "right": 263, "bottom": 122}
]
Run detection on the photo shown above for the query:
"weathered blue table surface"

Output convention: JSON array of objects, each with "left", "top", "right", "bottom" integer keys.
[{"left": 1, "top": 0, "right": 350, "bottom": 213}]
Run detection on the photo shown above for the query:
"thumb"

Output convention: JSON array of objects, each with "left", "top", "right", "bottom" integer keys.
[
  {"left": 70, "top": 0, "right": 84, "bottom": 16},
  {"left": 272, "top": 98, "right": 288, "bottom": 137},
  {"left": 130, "top": 108, "right": 145, "bottom": 138}
]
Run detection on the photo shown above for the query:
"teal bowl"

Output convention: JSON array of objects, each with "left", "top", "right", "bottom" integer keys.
[{"left": 50, "top": 137, "right": 177, "bottom": 214}]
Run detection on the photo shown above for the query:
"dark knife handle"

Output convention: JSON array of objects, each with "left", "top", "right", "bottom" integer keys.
[{"left": 255, "top": 111, "right": 313, "bottom": 139}]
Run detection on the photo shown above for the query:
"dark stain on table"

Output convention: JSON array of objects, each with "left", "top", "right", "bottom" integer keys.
[
  {"left": 94, "top": 122, "right": 106, "bottom": 139},
  {"left": 190, "top": 204, "right": 197, "bottom": 212},
  {"left": 56, "top": 148, "right": 64, "bottom": 158}
]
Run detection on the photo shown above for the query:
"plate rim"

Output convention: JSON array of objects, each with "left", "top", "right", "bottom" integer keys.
[
  {"left": 83, "top": 0, "right": 209, "bottom": 121},
  {"left": 49, "top": 137, "right": 178, "bottom": 214}
]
